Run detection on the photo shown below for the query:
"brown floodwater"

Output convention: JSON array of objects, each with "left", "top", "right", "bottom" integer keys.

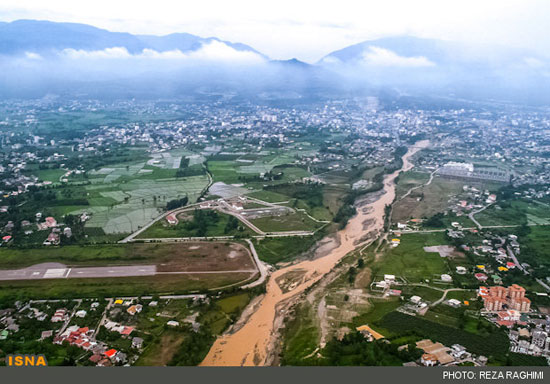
[{"left": 200, "top": 140, "right": 429, "bottom": 366}]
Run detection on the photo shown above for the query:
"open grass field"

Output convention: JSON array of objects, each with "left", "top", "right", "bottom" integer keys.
[
  {"left": 201, "top": 293, "right": 253, "bottom": 334},
  {"left": 476, "top": 199, "right": 550, "bottom": 227},
  {"left": 0, "top": 241, "right": 255, "bottom": 271},
  {"left": 371, "top": 232, "right": 451, "bottom": 283},
  {"left": 518, "top": 224, "right": 550, "bottom": 266},
  {"left": 254, "top": 230, "right": 327, "bottom": 264},
  {"left": 400, "top": 285, "right": 446, "bottom": 303},
  {"left": 136, "top": 291, "right": 254, "bottom": 366},
  {"left": 280, "top": 301, "right": 320, "bottom": 365},
  {"left": 394, "top": 170, "right": 431, "bottom": 199},
  {"left": 137, "top": 211, "right": 256, "bottom": 238},
  {"left": 208, "top": 160, "right": 244, "bottom": 184},
  {"left": 247, "top": 190, "right": 289, "bottom": 203},
  {"left": 392, "top": 177, "right": 465, "bottom": 223},
  {"left": 351, "top": 299, "right": 401, "bottom": 331},
  {"left": 33, "top": 168, "right": 67, "bottom": 183},
  {"left": 136, "top": 330, "right": 187, "bottom": 366},
  {"left": 249, "top": 211, "right": 323, "bottom": 233},
  {"left": 0, "top": 272, "right": 254, "bottom": 300}
]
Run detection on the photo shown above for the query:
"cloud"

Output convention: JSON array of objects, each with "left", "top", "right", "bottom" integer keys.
[
  {"left": 24, "top": 51, "right": 42, "bottom": 60},
  {"left": 523, "top": 57, "right": 545, "bottom": 69},
  {"left": 184, "top": 40, "right": 264, "bottom": 63},
  {"left": 61, "top": 46, "right": 132, "bottom": 59},
  {"left": 361, "top": 46, "right": 435, "bottom": 67},
  {"left": 59, "top": 41, "right": 265, "bottom": 64}
]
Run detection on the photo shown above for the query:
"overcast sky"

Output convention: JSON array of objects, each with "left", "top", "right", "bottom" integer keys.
[{"left": 1, "top": 0, "right": 549, "bottom": 62}]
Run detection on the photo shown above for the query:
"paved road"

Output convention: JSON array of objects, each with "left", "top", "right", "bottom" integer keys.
[
  {"left": 121, "top": 204, "right": 316, "bottom": 243},
  {"left": 506, "top": 245, "right": 524, "bottom": 272},
  {"left": 398, "top": 168, "right": 438, "bottom": 202},
  {"left": 430, "top": 288, "right": 468, "bottom": 307},
  {"left": 0, "top": 262, "right": 157, "bottom": 281},
  {"left": 241, "top": 239, "right": 269, "bottom": 289},
  {"left": 134, "top": 231, "right": 316, "bottom": 243},
  {"left": 119, "top": 202, "right": 204, "bottom": 243},
  {"left": 468, "top": 203, "right": 493, "bottom": 230}
]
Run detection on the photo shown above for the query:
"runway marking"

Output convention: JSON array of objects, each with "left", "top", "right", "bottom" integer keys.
[{"left": 43, "top": 268, "right": 68, "bottom": 279}]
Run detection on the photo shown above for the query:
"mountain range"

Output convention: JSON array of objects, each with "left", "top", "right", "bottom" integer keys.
[
  {"left": 0, "top": 19, "right": 549, "bottom": 104},
  {"left": 0, "top": 19, "right": 262, "bottom": 56}
]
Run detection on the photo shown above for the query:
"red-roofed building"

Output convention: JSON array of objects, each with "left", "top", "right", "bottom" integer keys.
[
  {"left": 89, "top": 354, "right": 102, "bottom": 364},
  {"left": 475, "top": 273, "right": 488, "bottom": 282},
  {"left": 45, "top": 232, "right": 60, "bottom": 245},
  {"left": 45, "top": 217, "right": 57, "bottom": 228},
  {"left": 120, "top": 326, "right": 134, "bottom": 336},
  {"left": 98, "top": 358, "right": 112, "bottom": 367},
  {"left": 388, "top": 289, "right": 402, "bottom": 296},
  {"left": 506, "top": 262, "right": 516, "bottom": 268},
  {"left": 478, "top": 286, "right": 489, "bottom": 298},
  {"left": 496, "top": 320, "right": 514, "bottom": 328},
  {"left": 104, "top": 349, "right": 117, "bottom": 358},
  {"left": 166, "top": 214, "right": 178, "bottom": 226}
]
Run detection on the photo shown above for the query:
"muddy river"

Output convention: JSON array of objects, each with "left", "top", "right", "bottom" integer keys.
[{"left": 201, "top": 140, "right": 429, "bottom": 366}]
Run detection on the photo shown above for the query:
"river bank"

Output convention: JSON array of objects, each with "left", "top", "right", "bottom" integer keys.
[{"left": 200, "top": 140, "right": 429, "bottom": 366}]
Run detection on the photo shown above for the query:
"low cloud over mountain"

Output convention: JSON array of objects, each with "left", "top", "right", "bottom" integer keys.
[{"left": 1, "top": 20, "right": 549, "bottom": 103}]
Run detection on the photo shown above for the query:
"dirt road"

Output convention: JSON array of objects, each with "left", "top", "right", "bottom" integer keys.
[{"left": 200, "top": 140, "right": 429, "bottom": 366}]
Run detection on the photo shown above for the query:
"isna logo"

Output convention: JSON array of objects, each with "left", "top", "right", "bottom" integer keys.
[{"left": 6, "top": 354, "right": 48, "bottom": 367}]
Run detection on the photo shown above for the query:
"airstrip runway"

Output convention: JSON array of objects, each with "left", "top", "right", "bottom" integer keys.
[{"left": 0, "top": 262, "right": 157, "bottom": 281}]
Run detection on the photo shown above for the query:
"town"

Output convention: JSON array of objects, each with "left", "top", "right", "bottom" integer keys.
[{"left": 0, "top": 95, "right": 549, "bottom": 367}]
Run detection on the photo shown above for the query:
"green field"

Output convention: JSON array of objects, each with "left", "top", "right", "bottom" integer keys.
[
  {"left": 400, "top": 285, "right": 446, "bottom": 303},
  {"left": 377, "top": 311, "right": 514, "bottom": 363},
  {"left": 518, "top": 225, "right": 550, "bottom": 267},
  {"left": 0, "top": 272, "right": 253, "bottom": 300},
  {"left": 18, "top": 152, "right": 210, "bottom": 242},
  {"left": 371, "top": 232, "right": 451, "bottom": 282},
  {"left": 477, "top": 200, "right": 550, "bottom": 227},
  {"left": 249, "top": 211, "right": 323, "bottom": 233},
  {"left": 34, "top": 168, "right": 67, "bottom": 183},
  {"left": 394, "top": 170, "right": 430, "bottom": 199},
  {"left": 137, "top": 211, "right": 255, "bottom": 238},
  {"left": 136, "top": 292, "right": 253, "bottom": 366},
  {"left": 77, "top": 175, "right": 209, "bottom": 234},
  {"left": 351, "top": 299, "right": 401, "bottom": 330},
  {"left": 254, "top": 230, "right": 328, "bottom": 264},
  {"left": 0, "top": 241, "right": 252, "bottom": 270},
  {"left": 280, "top": 301, "right": 320, "bottom": 365},
  {"left": 248, "top": 190, "right": 290, "bottom": 203},
  {"left": 392, "top": 177, "right": 466, "bottom": 223}
]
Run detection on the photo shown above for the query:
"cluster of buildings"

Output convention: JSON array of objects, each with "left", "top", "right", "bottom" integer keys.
[
  {"left": 0, "top": 211, "right": 77, "bottom": 246},
  {"left": 479, "top": 285, "right": 531, "bottom": 314},
  {"left": 477, "top": 284, "right": 550, "bottom": 360},
  {"left": 509, "top": 327, "right": 550, "bottom": 358},
  {"left": 414, "top": 339, "right": 485, "bottom": 367}
]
